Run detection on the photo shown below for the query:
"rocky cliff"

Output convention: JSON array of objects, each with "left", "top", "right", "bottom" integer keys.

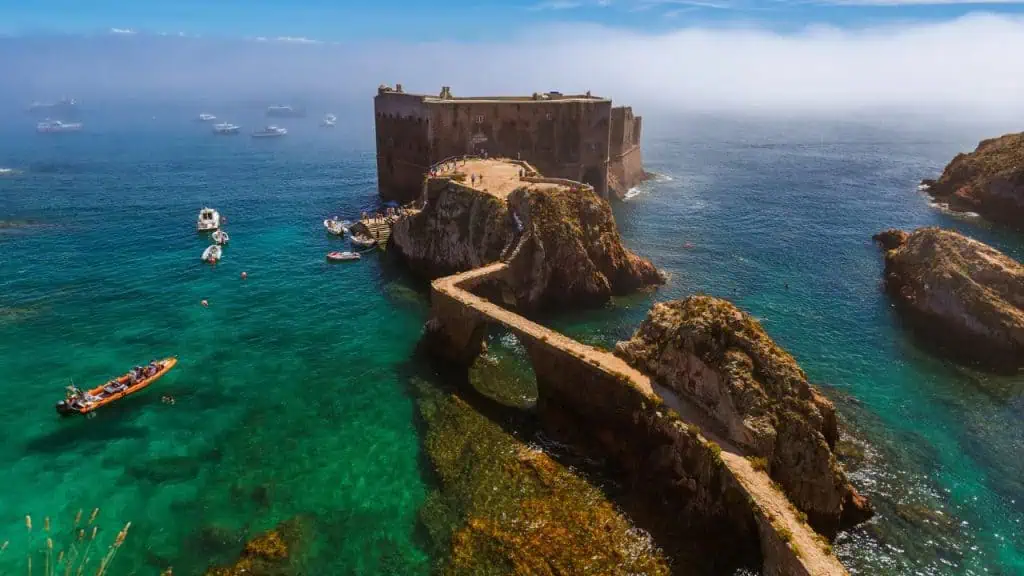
[
  {"left": 615, "top": 296, "right": 873, "bottom": 537},
  {"left": 391, "top": 180, "right": 511, "bottom": 279},
  {"left": 392, "top": 178, "right": 664, "bottom": 310},
  {"left": 921, "top": 132, "right": 1024, "bottom": 229},
  {"left": 873, "top": 227, "right": 1024, "bottom": 370}
]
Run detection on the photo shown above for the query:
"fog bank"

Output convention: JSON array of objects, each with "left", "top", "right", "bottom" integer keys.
[{"left": 4, "top": 14, "right": 1024, "bottom": 119}]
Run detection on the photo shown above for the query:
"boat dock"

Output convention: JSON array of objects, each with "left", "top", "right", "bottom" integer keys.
[{"left": 350, "top": 209, "right": 418, "bottom": 250}]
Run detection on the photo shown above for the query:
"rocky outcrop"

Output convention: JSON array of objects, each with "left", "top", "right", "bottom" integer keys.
[
  {"left": 392, "top": 178, "right": 664, "bottom": 310},
  {"left": 615, "top": 296, "right": 873, "bottom": 537},
  {"left": 873, "top": 227, "right": 1024, "bottom": 370},
  {"left": 391, "top": 181, "right": 511, "bottom": 279},
  {"left": 921, "top": 132, "right": 1024, "bottom": 229},
  {"left": 504, "top": 184, "right": 664, "bottom": 309}
]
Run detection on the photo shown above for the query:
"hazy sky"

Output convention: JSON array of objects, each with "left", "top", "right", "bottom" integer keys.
[
  {"left": 3, "top": 4, "right": 1024, "bottom": 119},
  {"left": 3, "top": 0, "right": 1024, "bottom": 38}
]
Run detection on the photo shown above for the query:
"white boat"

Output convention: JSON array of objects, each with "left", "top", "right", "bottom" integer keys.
[
  {"left": 252, "top": 125, "right": 287, "bottom": 138},
  {"left": 36, "top": 119, "right": 83, "bottom": 133},
  {"left": 202, "top": 245, "right": 222, "bottom": 263},
  {"left": 350, "top": 234, "right": 376, "bottom": 248},
  {"left": 197, "top": 207, "right": 221, "bottom": 232},
  {"left": 320, "top": 113, "right": 337, "bottom": 127},
  {"left": 213, "top": 122, "right": 240, "bottom": 134},
  {"left": 197, "top": 113, "right": 217, "bottom": 122},
  {"left": 323, "top": 217, "right": 350, "bottom": 236},
  {"left": 267, "top": 105, "right": 304, "bottom": 118},
  {"left": 327, "top": 251, "right": 361, "bottom": 262},
  {"left": 28, "top": 98, "right": 78, "bottom": 114},
  {"left": 212, "top": 229, "right": 230, "bottom": 245}
]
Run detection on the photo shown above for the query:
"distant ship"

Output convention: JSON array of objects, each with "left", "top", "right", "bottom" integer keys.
[
  {"left": 197, "top": 113, "right": 217, "bottom": 122},
  {"left": 212, "top": 122, "right": 241, "bottom": 135},
  {"left": 320, "top": 113, "right": 337, "bottom": 127},
  {"left": 28, "top": 98, "right": 78, "bottom": 114},
  {"left": 266, "top": 105, "right": 305, "bottom": 118},
  {"left": 252, "top": 125, "right": 288, "bottom": 138},
  {"left": 37, "top": 119, "right": 83, "bottom": 133}
]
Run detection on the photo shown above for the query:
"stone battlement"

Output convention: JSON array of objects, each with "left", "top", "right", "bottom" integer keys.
[
  {"left": 374, "top": 84, "right": 648, "bottom": 203},
  {"left": 425, "top": 258, "right": 849, "bottom": 576}
]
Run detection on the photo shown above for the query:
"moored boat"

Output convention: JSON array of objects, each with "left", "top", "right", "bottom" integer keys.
[
  {"left": 213, "top": 122, "right": 240, "bottom": 135},
  {"left": 56, "top": 357, "right": 177, "bottom": 416},
  {"left": 202, "top": 245, "right": 222, "bottom": 263},
  {"left": 252, "top": 125, "right": 287, "bottom": 138},
  {"left": 320, "top": 113, "right": 337, "bottom": 127},
  {"left": 37, "top": 119, "right": 83, "bottom": 133},
  {"left": 197, "top": 207, "right": 221, "bottom": 231},
  {"left": 267, "top": 105, "right": 304, "bottom": 118},
  {"left": 197, "top": 113, "right": 217, "bottom": 122},
  {"left": 323, "top": 217, "right": 349, "bottom": 236},
  {"left": 212, "top": 229, "right": 230, "bottom": 245},
  {"left": 350, "top": 234, "right": 376, "bottom": 248},
  {"left": 327, "top": 251, "right": 361, "bottom": 262}
]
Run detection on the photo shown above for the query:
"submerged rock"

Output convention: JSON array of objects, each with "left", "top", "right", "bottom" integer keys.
[
  {"left": 873, "top": 227, "right": 1024, "bottom": 370},
  {"left": 614, "top": 296, "right": 873, "bottom": 537},
  {"left": 414, "top": 380, "right": 672, "bottom": 575},
  {"left": 922, "top": 132, "right": 1024, "bottom": 229},
  {"left": 204, "top": 518, "right": 306, "bottom": 576}
]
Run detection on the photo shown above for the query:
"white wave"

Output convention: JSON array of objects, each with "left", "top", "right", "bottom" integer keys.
[
  {"left": 928, "top": 200, "right": 979, "bottom": 219},
  {"left": 623, "top": 186, "right": 643, "bottom": 200}
]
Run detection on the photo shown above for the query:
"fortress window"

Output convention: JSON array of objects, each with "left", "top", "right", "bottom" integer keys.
[{"left": 475, "top": 115, "right": 484, "bottom": 124}]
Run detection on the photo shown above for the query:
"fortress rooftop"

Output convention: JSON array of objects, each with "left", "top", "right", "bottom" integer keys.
[
  {"left": 378, "top": 84, "right": 610, "bottom": 104},
  {"left": 435, "top": 158, "right": 587, "bottom": 200}
]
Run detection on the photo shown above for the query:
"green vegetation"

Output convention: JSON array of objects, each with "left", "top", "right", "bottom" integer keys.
[{"left": 746, "top": 456, "right": 769, "bottom": 473}]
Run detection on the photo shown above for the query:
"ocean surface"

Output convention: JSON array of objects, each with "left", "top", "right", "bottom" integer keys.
[{"left": 1, "top": 105, "right": 1022, "bottom": 575}]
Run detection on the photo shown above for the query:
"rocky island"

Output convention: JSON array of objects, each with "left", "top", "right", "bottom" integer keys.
[
  {"left": 392, "top": 157, "right": 664, "bottom": 310},
  {"left": 615, "top": 296, "right": 873, "bottom": 537},
  {"left": 921, "top": 131, "right": 1024, "bottom": 229},
  {"left": 874, "top": 227, "right": 1024, "bottom": 370}
]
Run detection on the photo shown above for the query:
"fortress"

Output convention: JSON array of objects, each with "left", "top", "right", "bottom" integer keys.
[{"left": 373, "top": 84, "right": 647, "bottom": 202}]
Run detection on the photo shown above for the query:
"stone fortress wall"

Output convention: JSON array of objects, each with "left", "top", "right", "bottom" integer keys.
[{"left": 374, "top": 84, "right": 648, "bottom": 203}]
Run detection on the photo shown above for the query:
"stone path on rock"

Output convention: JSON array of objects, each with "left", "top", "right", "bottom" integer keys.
[{"left": 432, "top": 260, "right": 850, "bottom": 576}]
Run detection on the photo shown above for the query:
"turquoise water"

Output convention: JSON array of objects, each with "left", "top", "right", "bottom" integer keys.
[{"left": 1, "top": 108, "right": 1022, "bottom": 575}]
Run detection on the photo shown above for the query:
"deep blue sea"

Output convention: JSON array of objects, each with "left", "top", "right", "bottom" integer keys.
[{"left": 0, "top": 104, "right": 1021, "bottom": 575}]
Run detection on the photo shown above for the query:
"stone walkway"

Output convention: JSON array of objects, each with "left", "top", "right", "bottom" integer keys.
[{"left": 432, "top": 260, "right": 849, "bottom": 576}]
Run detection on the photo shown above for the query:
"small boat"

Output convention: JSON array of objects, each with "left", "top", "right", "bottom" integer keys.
[
  {"left": 323, "top": 217, "right": 350, "bottom": 236},
  {"left": 28, "top": 98, "right": 78, "bottom": 115},
  {"left": 350, "top": 234, "right": 376, "bottom": 248},
  {"left": 252, "top": 125, "right": 287, "bottom": 138},
  {"left": 197, "top": 207, "right": 221, "bottom": 231},
  {"left": 212, "top": 229, "right": 230, "bottom": 245},
  {"left": 320, "top": 113, "right": 337, "bottom": 127},
  {"left": 213, "top": 122, "right": 241, "bottom": 135},
  {"left": 56, "top": 357, "right": 177, "bottom": 416},
  {"left": 197, "top": 113, "right": 217, "bottom": 122},
  {"left": 266, "top": 105, "right": 305, "bottom": 118},
  {"left": 327, "top": 251, "right": 361, "bottom": 262},
  {"left": 36, "top": 119, "right": 83, "bottom": 133},
  {"left": 202, "top": 245, "right": 222, "bottom": 263}
]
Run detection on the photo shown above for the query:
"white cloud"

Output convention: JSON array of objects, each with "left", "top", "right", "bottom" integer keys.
[
  {"left": 529, "top": 1, "right": 585, "bottom": 9},
  {"left": 9, "top": 14, "right": 1024, "bottom": 120},
  {"left": 108, "top": 28, "right": 136, "bottom": 35},
  {"left": 274, "top": 36, "right": 322, "bottom": 44}
]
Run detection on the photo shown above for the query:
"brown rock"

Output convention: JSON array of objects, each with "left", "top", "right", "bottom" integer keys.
[
  {"left": 614, "top": 295, "right": 872, "bottom": 537},
  {"left": 922, "top": 132, "right": 1024, "bottom": 229},
  {"left": 874, "top": 227, "right": 1024, "bottom": 370}
]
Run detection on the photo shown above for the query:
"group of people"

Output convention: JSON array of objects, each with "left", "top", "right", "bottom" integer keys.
[{"left": 63, "top": 360, "right": 163, "bottom": 406}]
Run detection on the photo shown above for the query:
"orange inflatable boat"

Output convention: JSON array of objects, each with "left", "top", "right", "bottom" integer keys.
[{"left": 56, "top": 357, "right": 177, "bottom": 416}]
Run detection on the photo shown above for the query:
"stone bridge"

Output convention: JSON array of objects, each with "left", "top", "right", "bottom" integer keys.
[{"left": 426, "top": 261, "right": 849, "bottom": 576}]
